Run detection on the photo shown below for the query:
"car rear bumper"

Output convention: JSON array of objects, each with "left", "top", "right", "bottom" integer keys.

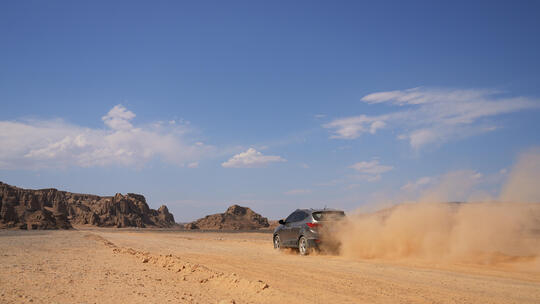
[
  {"left": 306, "top": 238, "right": 321, "bottom": 248},
  {"left": 305, "top": 236, "right": 341, "bottom": 252}
]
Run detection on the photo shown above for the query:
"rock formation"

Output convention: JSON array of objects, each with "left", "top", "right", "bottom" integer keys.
[
  {"left": 0, "top": 181, "right": 175, "bottom": 229},
  {"left": 185, "top": 204, "right": 269, "bottom": 230}
]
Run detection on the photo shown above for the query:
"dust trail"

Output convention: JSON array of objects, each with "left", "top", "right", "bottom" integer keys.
[
  {"left": 335, "top": 149, "right": 540, "bottom": 267},
  {"left": 500, "top": 148, "right": 540, "bottom": 203}
]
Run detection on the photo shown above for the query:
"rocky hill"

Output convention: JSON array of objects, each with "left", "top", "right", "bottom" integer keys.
[
  {"left": 0, "top": 181, "right": 175, "bottom": 229},
  {"left": 185, "top": 205, "right": 269, "bottom": 230}
]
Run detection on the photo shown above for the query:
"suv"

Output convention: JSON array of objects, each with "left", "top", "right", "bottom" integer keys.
[{"left": 273, "top": 208, "right": 346, "bottom": 255}]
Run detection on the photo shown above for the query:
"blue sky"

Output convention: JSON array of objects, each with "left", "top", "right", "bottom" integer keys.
[{"left": 1, "top": 1, "right": 540, "bottom": 221}]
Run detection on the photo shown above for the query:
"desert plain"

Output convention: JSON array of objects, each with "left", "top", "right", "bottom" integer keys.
[{"left": 1, "top": 227, "right": 539, "bottom": 304}]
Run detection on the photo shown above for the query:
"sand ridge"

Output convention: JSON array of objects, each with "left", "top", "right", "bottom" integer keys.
[{"left": 85, "top": 233, "right": 271, "bottom": 297}]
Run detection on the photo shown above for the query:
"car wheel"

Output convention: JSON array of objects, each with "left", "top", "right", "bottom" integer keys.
[
  {"left": 298, "top": 236, "right": 309, "bottom": 256},
  {"left": 273, "top": 235, "right": 281, "bottom": 250}
]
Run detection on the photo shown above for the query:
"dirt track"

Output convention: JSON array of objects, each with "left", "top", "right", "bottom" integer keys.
[{"left": 1, "top": 229, "right": 539, "bottom": 304}]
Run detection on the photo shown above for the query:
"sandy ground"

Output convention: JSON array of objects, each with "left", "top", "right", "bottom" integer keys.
[{"left": 1, "top": 228, "right": 539, "bottom": 304}]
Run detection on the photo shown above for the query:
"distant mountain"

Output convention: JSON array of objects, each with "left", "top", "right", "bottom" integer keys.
[
  {"left": 185, "top": 204, "right": 269, "bottom": 230},
  {"left": 0, "top": 181, "right": 175, "bottom": 229}
]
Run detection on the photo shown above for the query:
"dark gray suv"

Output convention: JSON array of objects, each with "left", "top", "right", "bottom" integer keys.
[{"left": 273, "top": 208, "right": 345, "bottom": 255}]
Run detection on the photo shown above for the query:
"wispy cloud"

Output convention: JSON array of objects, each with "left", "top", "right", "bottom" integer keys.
[
  {"left": 324, "top": 115, "right": 389, "bottom": 139},
  {"left": 221, "top": 148, "right": 286, "bottom": 168},
  {"left": 0, "top": 105, "right": 212, "bottom": 169},
  {"left": 400, "top": 170, "right": 484, "bottom": 202},
  {"left": 187, "top": 162, "right": 199, "bottom": 168},
  {"left": 284, "top": 189, "right": 312, "bottom": 195},
  {"left": 349, "top": 159, "right": 393, "bottom": 182},
  {"left": 350, "top": 160, "right": 393, "bottom": 174},
  {"left": 400, "top": 176, "right": 436, "bottom": 192},
  {"left": 324, "top": 87, "right": 539, "bottom": 149}
]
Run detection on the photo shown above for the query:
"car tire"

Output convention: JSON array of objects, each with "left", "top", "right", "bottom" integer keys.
[
  {"left": 298, "top": 236, "right": 310, "bottom": 256},
  {"left": 273, "top": 235, "right": 281, "bottom": 250}
]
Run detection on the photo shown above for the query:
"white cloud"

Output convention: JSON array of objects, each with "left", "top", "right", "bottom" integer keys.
[
  {"left": 0, "top": 105, "right": 212, "bottom": 169},
  {"left": 324, "top": 87, "right": 539, "bottom": 149},
  {"left": 102, "top": 105, "right": 136, "bottom": 130},
  {"left": 284, "top": 189, "right": 312, "bottom": 195},
  {"left": 221, "top": 148, "right": 286, "bottom": 168},
  {"left": 349, "top": 159, "right": 393, "bottom": 182}
]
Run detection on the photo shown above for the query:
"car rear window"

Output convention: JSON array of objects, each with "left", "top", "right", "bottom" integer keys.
[{"left": 312, "top": 211, "right": 345, "bottom": 221}]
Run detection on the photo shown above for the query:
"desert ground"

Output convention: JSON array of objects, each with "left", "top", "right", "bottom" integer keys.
[{"left": 1, "top": 228, "right": 539, "bottom": 304}]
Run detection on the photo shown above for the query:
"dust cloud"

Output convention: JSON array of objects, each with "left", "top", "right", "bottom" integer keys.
[{"left": 335, "top": 149, "right": 540, "bottom": 267}]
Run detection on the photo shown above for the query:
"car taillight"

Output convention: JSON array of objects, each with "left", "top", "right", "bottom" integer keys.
[{"left": 306, "top": 222, "right": 321, "bottom": 229}]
